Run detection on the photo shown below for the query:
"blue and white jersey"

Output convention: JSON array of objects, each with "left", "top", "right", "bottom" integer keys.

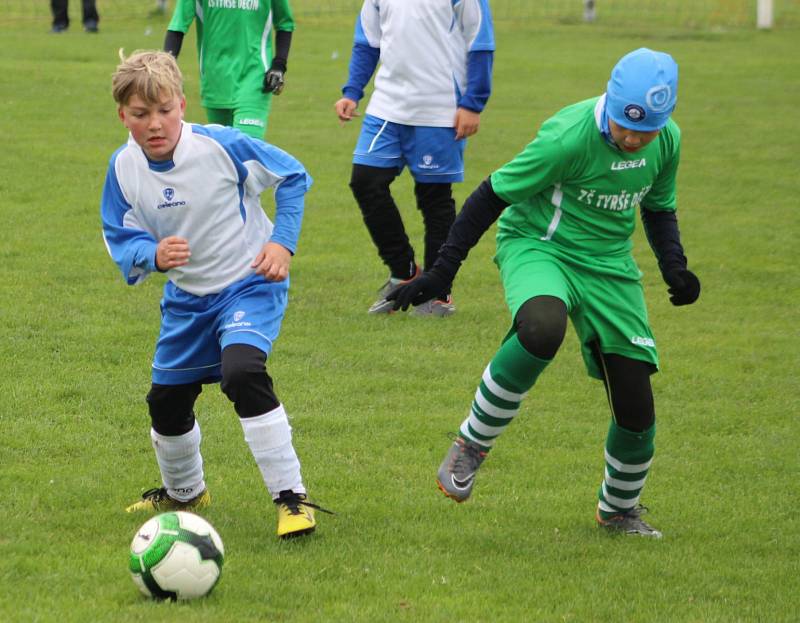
[
  {"left": 101, "top": 122, "right": 312, "bottom": 296},
  {"left": 344, "top": 0, "right": 495, "bottom": 127}
]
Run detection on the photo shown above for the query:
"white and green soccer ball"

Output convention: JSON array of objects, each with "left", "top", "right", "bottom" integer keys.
[{"left": 129, "top": 511, "right": 224, "bottom": 601}]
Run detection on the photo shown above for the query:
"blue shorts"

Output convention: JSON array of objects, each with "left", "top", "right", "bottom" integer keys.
[
  {"left": 353, "top": 115, "right": 465, "bottom": 183},
  {"left": 152, "top": 273, "right": 289, "bottom": 385}
]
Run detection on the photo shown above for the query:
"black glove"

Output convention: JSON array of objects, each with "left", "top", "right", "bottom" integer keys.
[
  {"left": 386, "top": 271, "right": 452, "bottom": 312},
  {"left": 262, "top": 68, "right": 285, "bottom": 94},
  {"left": 663, "top": 268, "right": 701, "bottom": 306}
]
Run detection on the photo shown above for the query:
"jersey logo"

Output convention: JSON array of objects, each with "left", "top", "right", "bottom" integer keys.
[
  {"left": 611, "top": 158, "right": 646, "bottom": 171},
  {"left": 156, "top": 188, "right": 186, "bottom": 210}
]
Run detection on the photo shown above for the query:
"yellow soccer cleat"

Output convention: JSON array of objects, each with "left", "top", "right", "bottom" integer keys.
[
  {"left": 274, "top": 490, "right": 333, "bottom": 539},
  {"left": 125, "top": 487, "right": 211, "bottom": 513}
]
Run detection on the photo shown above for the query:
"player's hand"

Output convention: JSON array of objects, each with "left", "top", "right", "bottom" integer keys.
[
  {"left": 454, "top": 108, "right": 480, "bottom": 140},
  {"left": 664, "top": 268, "right": 701, "bottom": 306},
  {"left": 263, "top": 69, "right": 285, "bottom": 95},
  {"left": 156, "top": 236, "right": 190, "bottom": 271},
  {"left": 334, "top": 98, "right": 359, "bottom": 124},
  {"left": 386, "top": 271, "right": 451, "bottom": 312},
  {"left": 252, "top": 242, "right": 291, "bottom": 282}
]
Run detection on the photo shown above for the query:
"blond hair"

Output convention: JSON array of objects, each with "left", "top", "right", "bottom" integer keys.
[{"left": 112, "top": 49, "right": 183, "bottom": 106}]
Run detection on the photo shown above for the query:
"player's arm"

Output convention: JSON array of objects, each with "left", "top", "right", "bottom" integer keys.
[
  {"left": 454, "top": 0, "right": 496, "bottom": 139},
  {"left": 100, "top": 157, "right": 160, "bottom": 285},
  {"left": 388, "top": 178, "right": 509, "bottom": 310},
  {"left": 163, "top": 0, "right": 194, "bottom": 58},
  {"left": 335, "top": 6, "right": 380, "bottom": 122},
  {"left": 263, "top": 0, "right": 296, "bottom": 94},
  {"left": 640, "top": 130, "right": 700, "bottom": 306}
]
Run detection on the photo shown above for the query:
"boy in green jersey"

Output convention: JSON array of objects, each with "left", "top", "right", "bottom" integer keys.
[
  {"left": 163, "top": 0, "right": 295, "bottom": 138},
  {"left": 389, "top": 48, "right": 701, "bottom": 538}
]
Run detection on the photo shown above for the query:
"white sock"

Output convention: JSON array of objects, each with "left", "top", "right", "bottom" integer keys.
[
  {"left": 150, "top": 422, "right": 206, "bottom": 502},
  {"left": 240, "top": 404, "right": 305, "bottom": 499}
]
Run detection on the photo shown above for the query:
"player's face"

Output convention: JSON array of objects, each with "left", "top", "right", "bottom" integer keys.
[
  {"left": 609, "top": 119, "right": 660, "bottom": 153},
  {"left": 119, "top": 92, "right": 186, "bottom": 161}
]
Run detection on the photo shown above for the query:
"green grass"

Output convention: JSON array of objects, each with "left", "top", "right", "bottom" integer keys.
[{"left": 1, "top": 13, "right": 799, "bottom": 623}]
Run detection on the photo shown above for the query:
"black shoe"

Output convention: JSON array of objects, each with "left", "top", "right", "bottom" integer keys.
[
  {"left": 84, "top": 21, "right": 99, "bottom": 33},
  {"left": 50, "top": 24, "right": 68, "bottom": 33}
]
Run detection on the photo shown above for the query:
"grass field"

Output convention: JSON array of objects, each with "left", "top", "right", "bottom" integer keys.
[{"left": 1, "top": 9, "right": 798, "bottom": 623}]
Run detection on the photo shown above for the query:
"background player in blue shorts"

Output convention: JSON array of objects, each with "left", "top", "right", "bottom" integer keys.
[
  {"left": 334, "top": 0, "right": 495, "bottom": 316},
  {"left": 101, "top": 50, "right": 328, "bottom": 539}
]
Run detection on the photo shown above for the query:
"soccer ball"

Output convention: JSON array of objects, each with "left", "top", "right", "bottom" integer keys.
[{"left": 129, "top": 511, "right": 224, "bottom": 600}]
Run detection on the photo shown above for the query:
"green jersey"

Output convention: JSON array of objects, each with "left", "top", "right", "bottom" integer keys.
[
  {"left": 168, "top": 0, "right": 295, "bottom": 109},
  {"left": 492, "top": 96, "right": 681, "bottom": 278}
]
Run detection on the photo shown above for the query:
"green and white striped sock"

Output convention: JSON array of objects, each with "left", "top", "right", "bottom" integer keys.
[
  {"left": 597, "top": 420, "right": 655, "bottom": 519},
  {"left": 459, "top": 334, "right": 550, "bottom": 449}
]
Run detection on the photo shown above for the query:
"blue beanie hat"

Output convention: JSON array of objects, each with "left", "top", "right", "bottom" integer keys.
[{"left": 606, "top": 48, "right": 678, "bottom": 131}]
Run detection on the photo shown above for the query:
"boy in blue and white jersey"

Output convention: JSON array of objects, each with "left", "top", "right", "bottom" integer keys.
[
  {"left": 102, "top": 50, "right": 327, "bottom": 539},
  {"left": 334, "top": 0, "right": 495, "bottom": 316}
]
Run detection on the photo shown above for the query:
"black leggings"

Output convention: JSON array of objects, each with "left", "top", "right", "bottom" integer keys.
[
  {"left": 147, "top": 344, "right": 280, "bottom": 436},
  {"left": 349, "top": 164, "right": 456, "bottom": 279},
  {"left": 514, "top": 296, "right": 655, "bottom": 431}
]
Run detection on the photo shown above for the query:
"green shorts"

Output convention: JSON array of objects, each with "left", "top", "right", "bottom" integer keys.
[
  {"left": 206, "top": 95, "right": 273, "bottom": 139},
  {"left": 494, "top": 237, "right": 658, "bottom": 379}
]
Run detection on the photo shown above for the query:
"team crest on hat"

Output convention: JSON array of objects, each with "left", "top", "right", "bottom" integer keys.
[
  {"left": 646, "top": 85, "right": 673, "bottom": 112},
  {"left": 623, "top": 104, "right": 646, "bottom": 123}
]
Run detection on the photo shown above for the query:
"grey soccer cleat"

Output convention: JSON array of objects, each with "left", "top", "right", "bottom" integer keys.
[
  {"left": 596, "top": 504, "right": 663, "bottom": 538},
  {"left": 436, "top": 436, "right": 488, "bottom": 502},
  {"left": 368, "top": 266, "right": 420, "bottom": 314},
  {"left": 411, "top": 295, "right": 456, "bottom": 317}
]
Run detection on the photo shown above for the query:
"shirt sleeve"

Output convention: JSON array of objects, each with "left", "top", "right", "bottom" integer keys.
[
  {"left": 341, "top": 4, "right": 381, "bottom": 102},
  {"left": 641, "top": 125, "right": 681, "bottom": 213},
  {"left": 166, "top": 0, "right": 195, "bottom": 34},
  {"left": 490, "top": 120, "right": 569, "bottom": 205},
  {"left": 216, "top": 129, "right": 313, "bottom": 254},
  {"left": 100, "top": 151, "right": 159, "bottom": 285},
  {"left": 457, "top": 0, "right": 496, "bottom": 52},
  {"left": 271, "top": 0, "right": 295, "bottom": 32},
  {"left": 459, "top": 50, "right": 493, "bottom": 113}
]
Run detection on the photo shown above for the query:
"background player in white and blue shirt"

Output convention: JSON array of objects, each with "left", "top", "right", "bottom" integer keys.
[
  {"left": 102, "top": 50, "right": 326, "bottom": 538},
  {"left": 334, "top": 0, "right": 495, "bottom": 316}
]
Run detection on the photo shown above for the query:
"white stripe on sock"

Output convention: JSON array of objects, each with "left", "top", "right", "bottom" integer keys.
[
  {"left": 604, "top": 449, "right": 652, "bottom": 473},
  {"left": 482, "top": 364, "right": 528, "bottom": 402}
]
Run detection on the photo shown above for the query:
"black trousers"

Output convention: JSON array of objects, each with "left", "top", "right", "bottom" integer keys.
[
  {"left": 349, "top": 164, "right": 456, "bottom": 280},
  {"left": 51, "top": 0, "right": 99, "bottom": 28}
]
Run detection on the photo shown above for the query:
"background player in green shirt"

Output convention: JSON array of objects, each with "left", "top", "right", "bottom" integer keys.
[
  {"left": 164, "top": 0, "right": 294, "bottom": 139},
  {"left": 389, "top": 48, "right": 701, "bottom": 538}
]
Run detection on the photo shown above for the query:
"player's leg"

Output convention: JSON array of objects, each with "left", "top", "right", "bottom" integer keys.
[
  {"left": 437, "top": 245, "right": 573, "bottom": 501},
  {"left": 593, "top": 350, "right": 661, "bottom": 538},
  {"left": 573, "top": 270, "right": 662, "bottom": 537},
  {"left": 217, "top": 275, "right": 327, "bottom": 537},
  {"left": 50, "top": 0, "right": 69, "bottom": 31},
  {"left": 126, "top": 282, "right": 221, "bottom": 512},
  {"left": 437, "top": 296, "right": 566, "bottom": 501},
  {"left": 407, "top": 126, "right": 464, "bottom": 316},
  {"left": 350, "top": 116, "right": 418, "bottom": 313},
  {"left": 125, "top": 382, "right": 212, "bottom": 513},
  {"left": 232, "top": 99, "right": 271, "bottom": 139},
  {"left": 81, "top": 0, "right": 99, "bottom": 32}
]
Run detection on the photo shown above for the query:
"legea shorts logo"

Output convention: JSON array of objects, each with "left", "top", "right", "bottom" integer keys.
[
  {"left": 623, "top": 104, "right": 646, "bottom": 123},
  {"left": 646, "top": 85, "right": 673, "bottom": 112},
  {"left": 233, "top": 311, "right": 246, "bottom": 322}
]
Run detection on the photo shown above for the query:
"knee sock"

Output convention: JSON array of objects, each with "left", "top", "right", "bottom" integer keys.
[
  {"left": 239, "top": 404, "right": 305, "bottom": 499},
  {"left": 150, "top": 422, "right": 206, "bottom": 502},
  {"left": 597, "top": 420, "right": 655, "bottom": 519},
  {"left": 459, "top": 334, "right": 551, "bottom": 450}
]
